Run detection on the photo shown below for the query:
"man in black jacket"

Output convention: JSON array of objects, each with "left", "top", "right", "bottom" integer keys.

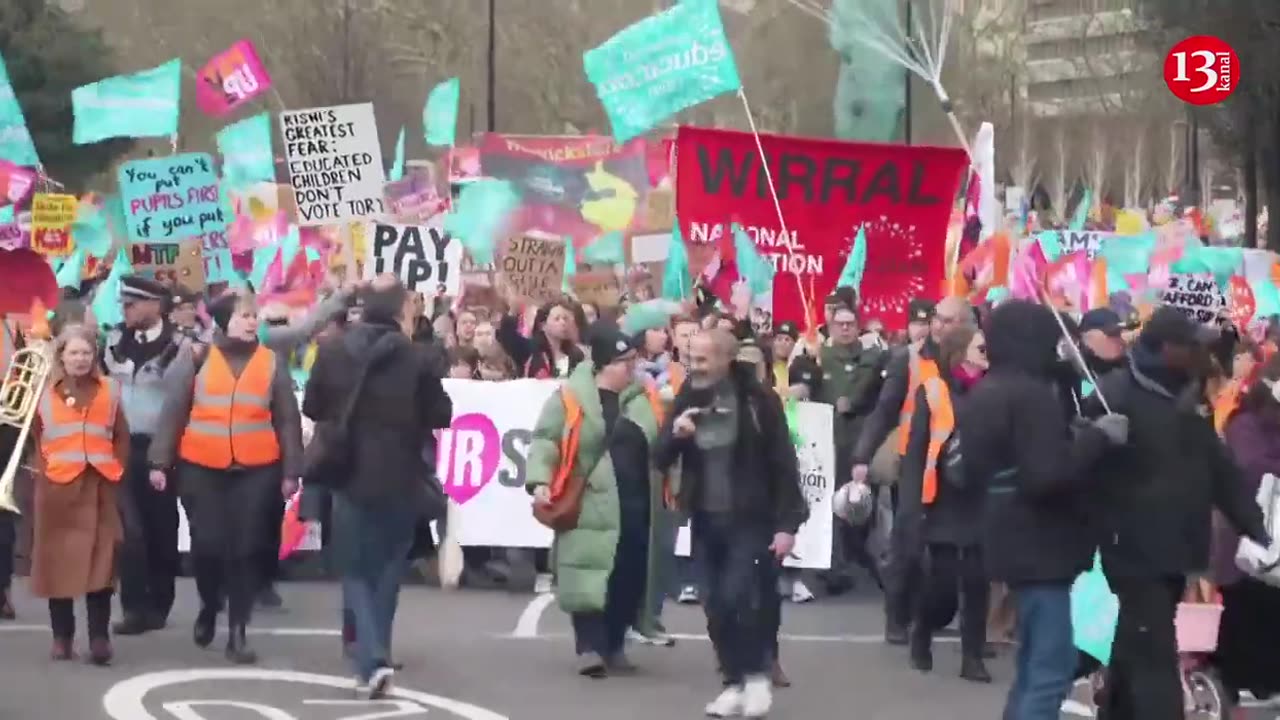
[
  {"left": 960, "top": 300, "right": 1128, "bottom": 720},
  {"left": 303, "top": 275, "right": 452, "bottom": 699},
  {"left": 655, "top": 329, "right": 807, "bottom": 719},
  {"left": 1083, "top": 307, "right": 1274, "bottom": 720}
]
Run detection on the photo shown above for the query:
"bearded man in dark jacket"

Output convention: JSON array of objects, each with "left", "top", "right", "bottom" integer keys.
[
  {"left": 1082, "top": 307, "right": 1274, "bottom": 720},
  {"left": 959, "top": 300, "right": 1127, "bottom": 720}
]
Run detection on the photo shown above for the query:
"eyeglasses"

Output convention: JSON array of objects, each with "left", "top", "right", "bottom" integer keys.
[{"left": 832, "top": 320, "right": 858, "bottom": 329}]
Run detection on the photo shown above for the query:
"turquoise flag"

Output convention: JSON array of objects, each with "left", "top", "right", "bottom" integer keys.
[
  {"left": 732, "top": 223, "right": 775, "bottom": 296},
  {"left": 91, "top": 248, "right": 133, "bottom": 328},
  {"left": 72, "top": 59, "right": 182, "bottom": 144},
  {"left": 443, "top": 179, "right": 521, "bottom": 265},
  {"left": 583, "top": 1, "right": 741, "bottom": 143},
  {"left": 561, "top": 238, "right": 577, "bottom": 293},
  {"left": 1097, "top": 232, "right": 1156, "bottom": 276},
  {"left": 250, "top": 245, "right": 278, "bottom": 291},
  {"left": 582, "top": 231, "right": 625, "bottom": 265},
  {"left": 423, "top": 77, "right": 460, "bottom": 147},
  {"left": 0, "top": 205, "right": 12, "bottom": 225},
  {"left": 388, "top": 127, "right": 406, "bottom": 182},
  {"left": 622, "top": 299, "right": 682, "bottom": 335},
  {"left": 55, "top": 248, "right": 86, "bottom": 289},
  {"left": 662, "top": 222, "right": 692, "bottom": 301},
  {"left": 0, "top": 53, "right": 40, "bottom": 167},
  {"left": 1069, "top": 189, "right": 1092, "bottom": 231},
  {"left": 71, "top": 202, "right": 114, "bottom": 258},
  {"left": 110, "top": 245, "right": 133, "bottom": 275},
  {"left": 1071, "top": 552, "right": 1118, "bottom": 665},
  {"left": 216, "top": 113, "right": 274, "bottom": 186},
  {"left": 837, "top": 225, "right": 867, "bottom": 290}
]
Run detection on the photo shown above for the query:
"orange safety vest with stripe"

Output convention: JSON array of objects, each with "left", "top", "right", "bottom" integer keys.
[
  {"left": 178, "top": 345, "right": 281, "bottom": 469},
  {"left": 549, "top": 386, "right": 673, "bottom": 507},
  {"left": 896, "top": 347, "right": 941, "bottom": 455},
  {"left": 38, "top": 377, "right": 124, "bottom": 484},
  {"left": 919, "top": 374, "right": 956, "bottom": 505},
  {"left": 1213, "top": 381, "right": 1242, "bottom": 436}
]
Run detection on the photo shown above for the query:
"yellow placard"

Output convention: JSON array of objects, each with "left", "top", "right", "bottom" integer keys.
[{"left": 30, "top": 193, "right": 79, "bottom": 256}]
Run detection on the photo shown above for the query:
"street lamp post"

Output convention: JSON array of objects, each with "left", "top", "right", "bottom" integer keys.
[{"left": 487, "top": 0, "right": 497, "bottom": 132}]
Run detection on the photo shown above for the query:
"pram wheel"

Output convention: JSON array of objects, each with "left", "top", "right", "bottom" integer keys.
[{"left": 1183, "top": 666, "right": 1229, "bottom": 719}]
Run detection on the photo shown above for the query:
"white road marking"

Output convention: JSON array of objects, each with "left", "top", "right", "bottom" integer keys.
[
  {"left": 102, "top": 668, "right": 508, "bottom": 720},
  {"left": 511, "top": 592, "right": 556, "bottom": 638},
  {"left": 0, "top": 624, "right": 342, "bottom": 636}
]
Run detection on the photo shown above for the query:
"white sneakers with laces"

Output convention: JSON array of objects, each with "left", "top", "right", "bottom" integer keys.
[
  {"left": 741, "top": 675, "right": 773, "bottom": 717},
  {"left": 704, "top": 686, "right": 744, "bottom": 717}
]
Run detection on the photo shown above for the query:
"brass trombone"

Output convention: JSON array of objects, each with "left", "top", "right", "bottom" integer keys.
[{"left": 0, "top": 307, "right": 53, "bottom": 515}]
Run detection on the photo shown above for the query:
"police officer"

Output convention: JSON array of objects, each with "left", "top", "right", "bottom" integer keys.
[{"left": 104, "top": 275, "right": 188, "bottom": 635}]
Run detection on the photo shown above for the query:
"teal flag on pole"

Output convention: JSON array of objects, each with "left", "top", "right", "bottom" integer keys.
[
  {"left": 423, "top": 77, "right": 460, "bottom": 147},
  {"left": 583, "top": 1, "right": 741, "bottom": 143},
  {"left": 0, "top": 53, "right": 40, "bottom": 167},
  {"left": 388, "top": 127, "right": 406, "bottom": 182},
  {"left": 72, "top": 59, "right": 182, "bottom": 144},
  {"left": 216, "top": 112, "right": 275, "bottom": 186}
]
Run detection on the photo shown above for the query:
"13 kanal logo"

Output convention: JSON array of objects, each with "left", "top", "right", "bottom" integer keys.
[{"left": 1163, "top": 35, "right": 1239, "bottom": 106}]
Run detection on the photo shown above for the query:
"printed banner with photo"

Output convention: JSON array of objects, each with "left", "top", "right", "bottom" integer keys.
[
  {"left": 675, "top": 127, "right": 968, "bottom": 328},
  {"left": 675, "top": 400, "right": 835, "bottom": 570},
  {"left": 477, "top": 133, "right": 650, "bottom": 244}
]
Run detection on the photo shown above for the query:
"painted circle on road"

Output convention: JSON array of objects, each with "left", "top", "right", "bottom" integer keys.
[{"left": 102, "top": 668, "right": 509, "bottom": 720}]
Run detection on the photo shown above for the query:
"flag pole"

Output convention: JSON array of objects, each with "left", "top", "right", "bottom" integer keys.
[{"left": 736, "top": 88, "right": 814, "bottom": 330}]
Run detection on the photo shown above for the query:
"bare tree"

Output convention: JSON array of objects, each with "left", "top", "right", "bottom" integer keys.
[
  {"left": 1086, "top": 119, "right": 1111, "bottom": 203},
  {"left": 1123, "top": 121, "right": 1148, "bottom": 207},
  {"left": 1045, "top": 123, "right": 1070, "bottom": 217},
  {"left": 1010, "top": 123, "right": 1038, "bottom": 194}
]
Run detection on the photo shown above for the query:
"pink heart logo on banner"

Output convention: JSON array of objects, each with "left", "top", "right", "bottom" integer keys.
[{"left": 436, "top": 413, "right": 501, "bottom": 505}]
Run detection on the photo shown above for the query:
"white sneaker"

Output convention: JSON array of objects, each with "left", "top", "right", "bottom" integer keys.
[
  {"left": 790, "top": 579, "right": 815, "bottom": 604},
  {"left": 352, "top": 676, "right": 368, "bottom": 697},
  {"left": 741, "top": 675, "right": 772, "bottom": 718},
  {"left": 705, "top": 686, "right": 744, "bottom": 717},
  {"left": 678, "top": 585, "right": 700, "bottom": 604},
  {"left": 534, "top": 573, "right": 553, "bottom": 594},
  {"left": 366, "top": 666, "right": 395, "bottom": 699}
]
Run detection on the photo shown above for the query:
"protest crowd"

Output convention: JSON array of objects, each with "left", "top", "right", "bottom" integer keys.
[{"left": 2, "top": 2, "right": 1279, "bottom": 719}]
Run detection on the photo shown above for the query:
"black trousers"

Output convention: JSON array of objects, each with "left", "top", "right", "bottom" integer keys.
[
  {"left": 50, "top": 588, "right": 113, "bottom": 640},
  {"left": 0, "top": 509, "right": 14, "bottom": 594},
  {"left": 117, "top": 435, "right": 179, "bottom": 621},
  {"left": 571, "top": 520, "right": 648, "bottom": 659},
  {"left": 694, "top": 514, "right": 778, "bottom": 685},
  {"left": 258, "top": 495, "right": 285, "bottom": 591},
  {"left": 181, "top": 463, "right": 278, "bottom": 628},
  {"left": 1099, "top": 576, "right": 1186, "bottom": 720},
  {"left": 914, "top": 544, "right": 988, "bottom": 657}
]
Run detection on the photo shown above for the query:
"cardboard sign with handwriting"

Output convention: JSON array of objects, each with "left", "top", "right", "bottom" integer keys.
[
  {"left": 570, "top": 268, "right": 623, "bottom": 308},
  {"left": 30, "top": 193, "right": 78, "bottom": 256},
  {"left": 130, "top": 239, "right": 206, "bottom": 289},
  {"left": 501, "top": 235, "right": 565, "bottom": 304}
]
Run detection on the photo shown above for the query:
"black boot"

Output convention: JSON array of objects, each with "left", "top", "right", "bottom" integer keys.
[
  {"left": 960, "top": 655, "right": 992, "bottom": 683},
  {"left": 112, "top": 613, "right": 152, "bottom": 636},
  {"left": 193, "top": 607, "right": 217, "bottom": 648},
  {"left": 908, "top": 627, "right": 933, "bottom": 673},
  {"left": 225, "top": 623, "right": 258, "bottom": 665},
  {"left": 884, "top": 615, "right": 909, "bottom": 646}
]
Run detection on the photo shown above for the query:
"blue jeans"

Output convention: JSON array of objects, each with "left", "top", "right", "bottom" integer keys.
[
  {"left": 333, "top": 495, "right": 416, "bottom": 682},
  {"left": 1003, "top": 583, "right": 1077, "bottom": 720},
  {"left": 692, "top": 514, "right": 778, "bottom": 685}
]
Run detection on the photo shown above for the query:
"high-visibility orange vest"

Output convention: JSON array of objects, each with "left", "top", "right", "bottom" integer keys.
[
  {"left": 1214, "top": 381, "right": 1242, "bottom": 436},
  {"left": 920, "top": 375, "right": 956, "bottom": 505},
  {"left": 178, "top": 345, "right": 282, "bottom": 469},
  {"left": 897, "top": 347, "right": 940, "bottom": 455},
  {"left": 38, "top": 377, "right": 124, "bottom": 484},
  {"left": 549, "top": 387, "right": 673, "bottom": 508},
  {"left": 669, "top": 362, "right": 686, "bottom": 396}
]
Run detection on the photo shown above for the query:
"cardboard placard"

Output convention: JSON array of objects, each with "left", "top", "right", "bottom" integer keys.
[
  {"left": 570, "top": 268, "right": 623, "bottom": 308},
  {"left": 500, "top": 235, "right": 565, "bottom": 304},
  {"left": 640, "top": 187, "right": 674, "bottom": 233},
  {"left": 30, "top": 193, "right": 78, "bottom": 256},
  {"left": 367, "top": 219, "right": 462, "bottom": 297},
  {"left": 280, "top": 103, "right": 385, "bottom": 225},
  {"left": 130, "top": 239, "right": 206, "bottom": 289}
]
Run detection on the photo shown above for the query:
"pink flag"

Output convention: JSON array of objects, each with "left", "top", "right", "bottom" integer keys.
[
  {"left": 1009, "top": 242, "right": 1048, "bottom": 301},
  {"left": 0, "top": 160, "right": 36, "bottom": 205},
  {"left": 195, "top": 40, "right": 272, "bottom": 116}
]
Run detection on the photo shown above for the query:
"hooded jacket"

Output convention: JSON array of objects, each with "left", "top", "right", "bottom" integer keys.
[
  {"left": 1082, "top": 343, "right": 1268, "bottom": 580},
  {"left": 958, "top": 301, "right": 1111, "bottom": 584}
]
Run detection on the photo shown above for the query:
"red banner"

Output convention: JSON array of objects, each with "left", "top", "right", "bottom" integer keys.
[
  {"left": 675, "top": 127, "right": 967, "bottom": 328},
  {"left": 477, "top": 134, "right": 650, "bottom": 245}
]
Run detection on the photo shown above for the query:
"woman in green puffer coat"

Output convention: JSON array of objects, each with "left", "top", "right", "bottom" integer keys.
[{"left": 526, "top": 324, "right": 667, "bottom": 678}]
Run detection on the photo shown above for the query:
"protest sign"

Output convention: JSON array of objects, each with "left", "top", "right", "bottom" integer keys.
[
  {"left": 384, "top": 165, "right": 448, "bottom": 223},
  {"left": 367, "top": 218, "right": 463, "bottom": 297},
  {"left": 570, "top": 268, "right": 623, "bottom": 308},
  {"left": 639, "top": 187, "right": 675, "bottom": 233},
  {"left": 1158, "top": 273, "right": 1226, "bottom": 324},
  {"left": 118, "top": 153, "right": 230, "bottom": 243},
  {"left": 675, "top": 400, "right": 836, "bottom": 570},
  {"left": 30, "top": 194, "right": 78, "bottom": 255},
  {"left": 500, "top": 234, "right": 565, "bottom": 304},
  {"left": 0, "top": 159, "right": 35, "bottom": 204},
  {"left": 280, "top": 103, "right": 385, "bottom": 225},
  {"left": 676, "top": 127, "right": 967, "bottom": 327},
  {"left": 130, "top": 239, "right": 206, "bottom": 289},
  {"left": 195, "top": 40, "right": 272, "bottom": 116}
]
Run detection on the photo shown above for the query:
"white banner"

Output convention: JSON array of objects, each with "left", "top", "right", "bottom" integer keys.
[
  {"left": 1158, "top": 273, "right": 1226, "bottom": 324},
  {"left": 674, "top": 400, "right": 835, "bottom": 570}
]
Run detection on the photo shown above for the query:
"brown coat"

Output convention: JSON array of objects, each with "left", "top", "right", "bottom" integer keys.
[{"left": 29, "top": 378, "right": 130, "bottom": 599}]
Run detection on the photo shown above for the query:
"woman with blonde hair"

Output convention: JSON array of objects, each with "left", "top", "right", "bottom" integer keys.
[
  {"left": 30, "top": 323, "right": 129, "bottom": 665},
  {"left": 148, "top": 292, "right": 303, "bottom": 665}
]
